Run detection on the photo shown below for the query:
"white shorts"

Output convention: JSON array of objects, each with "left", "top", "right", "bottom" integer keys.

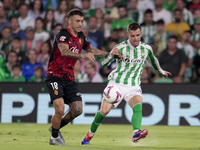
[{"left": 104, "top": 80, "right": 143, "bottom": 108}]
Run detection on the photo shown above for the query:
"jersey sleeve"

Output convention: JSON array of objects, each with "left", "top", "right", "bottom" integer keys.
[
  {"left": 82, "top": 33, "right": 91, "bottom": 50},
  {"left": 56, "top": 30, "right": 70, "bottom": 46},
  {"left": 102, "top": 45, "right": 119, "bottom": 67},
  {"left": 146, "top": 46, "right": 165, "bottom": 75}
]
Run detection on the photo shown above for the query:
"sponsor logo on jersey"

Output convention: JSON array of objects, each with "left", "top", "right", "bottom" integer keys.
[
  {"left": 124, "top": 58, "right": 144, "bottom": 63},
  {"left": 60, "top": 36, "right": 66, "bottom": 41},
  {"left": 76, "top": 92, "right": 82, "bottom": 97},
  {"left": 70, "top": 47, "right": 79, "bottom": 53}
]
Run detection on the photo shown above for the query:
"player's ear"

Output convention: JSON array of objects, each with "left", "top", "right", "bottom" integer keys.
[{"left": 68, "top": 17, "right": 72, "bottom": 24}]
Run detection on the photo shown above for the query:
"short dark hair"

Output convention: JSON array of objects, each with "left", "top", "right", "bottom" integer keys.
[
  {"left": 12, "top": 37, "right": 21, "bottom": 41},
  {"left": 117, "top": 4, "right": 127, "bottom": 9},
  {"left": 184, "top": 30, "right": 192, "bottom": 35},
  {"left": 12, "top": 64, "right": 22, "bottom": 70},
  {"left": 118, "top": 28, "right": 124, "bottom": 32},
  {"left": 3, "top": 26, "right": 11, "bottom": 32},
  {"left": 9, "top": 16, "right": 18, "bottom": 22},
  {"left": 53, "top": 23, "right": 63, "bottom": 30},
  {"left": 67, "top": 9, "right": 84, "bottom": 18},
  {"left": 127, "top": 22, "right": 141, "bottom": 33},
  {"left": 35, "top": 17, "right": 44, "bottom": 28},
  {"left": 18, "top": 3, "right": 29, "bottom": 10},
  {"left": 144, "top": 9, "right": 153, "bottom": 15},
  {"left": 176, "top": 0, "right": 186, "bottom": 3},
  {"left": 174, "top": 8, "right": 182, "bottom": 14},
  {"left": 168, "top": 35, "right": 178, "bottom": 41},
  {"left": 156, "top": 19, "right": 165, "bottom": 25},
  {"left": 8, "top": 50, "right": 17, "bottom": 57},
  {"left": 34, "top": 66, "right": 43, "bottom": 72}
]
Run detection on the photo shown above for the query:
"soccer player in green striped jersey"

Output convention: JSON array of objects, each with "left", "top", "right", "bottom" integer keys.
[
  {"left": 191, "top": 18, "right": 200, "bottom": 55},
  {"left": 82, "top": 22, "right": 171, "bottom": 145}
]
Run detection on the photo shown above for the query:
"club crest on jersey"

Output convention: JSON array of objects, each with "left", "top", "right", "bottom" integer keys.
[
  {"left": 54, "top": 90, "right": 58, "bottom": 95},
  {"left": 60, "top": 36, "right": 66, "bottom": 41},
  {"left": 141, "top": 51, "right": 145, "bottom": 56},
  {"left": 79, "top": 39, "right": 82, "bottom": 44}
]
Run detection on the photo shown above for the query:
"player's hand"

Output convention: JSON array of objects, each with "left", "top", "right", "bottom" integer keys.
[
  {"left": 111, "top": 48, "right": 119, "bottom": 56},
  {"left": 162, "top": 71, "right": 172, "bottom": 79},
  {"left": 81, "top": 53, "right": 95, "bottom": 61},
  {"left": 111, "top": 48, "right": 124, "bottom": 61}
]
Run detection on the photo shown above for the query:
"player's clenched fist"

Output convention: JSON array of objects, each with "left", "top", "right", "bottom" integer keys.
[
  {"left": 111, "top": 48, "right": 124, "bottom": 61},
  {"left": 111, "top": 48, "right": 119, "bottom": 56},
  {"left": 81, "top": 52, "right": 95, "bottom": 61}
]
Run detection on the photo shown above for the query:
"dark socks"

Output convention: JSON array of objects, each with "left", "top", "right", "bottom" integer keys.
[
  {"left": 60, "top": 119, "right": 68, "bottom": 129},
  {"left": 52, "top": 127, "right": 59, "bottom": 138}
]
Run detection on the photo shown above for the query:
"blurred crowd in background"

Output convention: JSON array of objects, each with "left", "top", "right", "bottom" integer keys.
[{"left": 0, "top": 0, "right": 200, "bottom": 83}]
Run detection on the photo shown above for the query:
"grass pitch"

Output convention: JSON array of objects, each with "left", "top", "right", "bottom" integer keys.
[{"left": 0, "top": 123, "right": 199, "bottom": 150}]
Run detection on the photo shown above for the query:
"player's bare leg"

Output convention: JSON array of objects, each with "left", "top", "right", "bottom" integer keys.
[
  {"left": 60, "top": 101, "right": 83, "bottom": 127},
  {"left": 82, "top": 99, "right": 113, "bottom": 145},
  {"left": 49, "top": 97, "right": 67, "bottom": 145},
  {"left": 128, "top": 95, "right": 148, "bottom": 143},
  {"left": 49, "top": 100, "right": 82, "bottom": 145}
]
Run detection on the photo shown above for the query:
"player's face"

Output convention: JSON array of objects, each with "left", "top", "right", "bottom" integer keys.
[
  {"left": 176, "top": 0, "right": 185, "bottom": 10},
  {"left": 129, "top": 0, "right": 137, "bottom": 9},
  {"left": 13, "top": 68, "right": 21, "bottom": 76},
  {"left": 69, "top": 15, "right": 84, "bottom": 33},
  {"left": 156, "top": 24, "right": 165, "bottom": 33},
  {"left": 35, "top": 69, "right": 43, "bottom": 78},
  {"left": 182, "top": 32, "right": 191, "bottom": 42},
  {"left": 144, "top": 13, "right": 153, "bottom": 23},
  {"left": 167, "top": 38, "right": 177, "bottom": 50},
  {"left": 128, "top": 28, "right": 142, "bottom": 47},
  {"left": 118, "top": 7, "right": 127, "bottom": 19},
  {"left": 194, "top": 24, "right": 200, "bottom": 32}
]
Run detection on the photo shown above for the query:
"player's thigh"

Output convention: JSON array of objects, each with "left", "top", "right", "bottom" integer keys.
[
  {"left": 100, "top": 99, "right": 114, "bottom": 115},
  {"left": 53, "top": 97, "right": 65, "bottom": 115},
  {"left": 124, "top": 86, "right": 143, "bottom": 108}
]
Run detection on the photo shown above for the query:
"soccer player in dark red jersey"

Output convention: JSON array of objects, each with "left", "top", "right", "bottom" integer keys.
[{"left": 46, "top": 9, "right": 122, "bottom": 145}]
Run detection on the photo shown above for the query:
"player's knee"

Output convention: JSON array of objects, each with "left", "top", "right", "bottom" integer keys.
[
  {"left": 76, "top": 108, "right": 83, "bottom": 116},
  {"left": 55, "top": 107, "right": 64, "bottom": 117},
  {"left": 100, "top": 109, "right": 109, "bottom": 115},
  {"left": 75, "top": 107, "right": 83, "bottom": 117}
]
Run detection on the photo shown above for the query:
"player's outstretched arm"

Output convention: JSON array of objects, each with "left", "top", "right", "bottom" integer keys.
[
  {"left": 58, "top": 43, "right": 82, "bottom": 58},
  {"left": 58, "top": 43, "right": 95, "bottom": 61},
  {"left": 85, "top": 45, "right": 109, "bottom": 57}
]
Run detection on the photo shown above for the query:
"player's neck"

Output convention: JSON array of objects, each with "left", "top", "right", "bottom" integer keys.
[
  {"left": 74, "top": 70, "right": 80, "bottom": 76},
  {"left": 181, "top": 41, "right": 188, "bottom": 45},
  {"left": 69, "top": 27, "right": 78, "bottom": 37},
  {"left": 14, "top": 75, "right": 20, "bottom": 79}
]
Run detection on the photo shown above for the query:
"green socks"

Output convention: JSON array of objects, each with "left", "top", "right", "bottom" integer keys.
[
  {"left": 90, "top": 110, "right": 106, "bottom": 133},
  {"left": 131, "top": 104, "right": 142, "bottom": 131}
]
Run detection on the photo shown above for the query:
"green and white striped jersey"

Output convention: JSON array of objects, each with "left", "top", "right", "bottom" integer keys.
[
  {"left": 102, "top": 40, "right": 165, "bottom": 86},
  {"left": 141, "top": 23, "right": 156, "bottom": 44},
  {"left": 75, "top": 71, "right": 89, "bottom": 83},
  {"left": 177, "top": 42, "right": 195, "bottom": 60},
  {"left": 183, "top": 8, "right": 194, "bottom": 26},
  {"left": 191, "top": 32, "right": 200, "bottom": 55}
]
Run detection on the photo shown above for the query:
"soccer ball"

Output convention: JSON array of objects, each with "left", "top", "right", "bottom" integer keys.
[{"left": 103, "top": 86, "right": 122, "bottom": 104}]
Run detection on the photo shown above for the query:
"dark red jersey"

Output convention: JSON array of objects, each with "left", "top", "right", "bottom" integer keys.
[{"left": 46, "top": 28, "right": 90, "bottom": 81}]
